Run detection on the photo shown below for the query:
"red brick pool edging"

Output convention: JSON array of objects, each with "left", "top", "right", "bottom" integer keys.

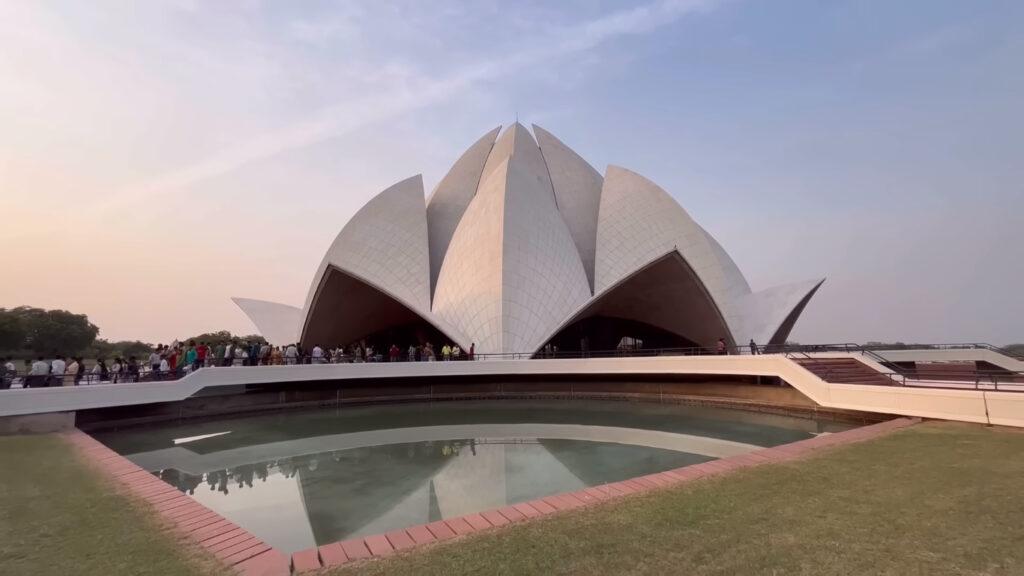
[
  {"left": 62, "top": 429, "right": 291, "bottom": 576},
  {"left": 63, "top": 417, "right": 919, "bottom": 575}
]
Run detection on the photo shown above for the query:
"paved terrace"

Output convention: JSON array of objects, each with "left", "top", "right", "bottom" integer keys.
[{"left": 3, "top": 354, "right": 1022, "bottom": 427}]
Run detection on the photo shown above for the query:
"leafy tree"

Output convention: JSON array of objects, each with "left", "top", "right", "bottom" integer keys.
[
  {"left": 0, "top": 310, "right": 26, "bottom": 350},
  {"left": 7, "top": 306, "right": 98, "bottom": 355},
  {"left": 178, "top": 331, "right": 266, "bottom": 346},
  {"left": 1004, "top": 343, "right": 1024, "bottom": 359},
  {"left": 86, "top": 339, "right": 154, "bottom": 360}
]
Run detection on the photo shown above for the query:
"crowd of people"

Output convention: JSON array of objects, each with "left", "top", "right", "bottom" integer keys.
[
  {"left": 0, "top": 337, "right": 772, "bottom": 389},
  {"left": 0, "top": 339, "right": 478, "bottom": 389}
]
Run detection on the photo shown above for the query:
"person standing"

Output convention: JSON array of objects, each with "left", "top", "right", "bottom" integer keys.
[
  {"left": 213, "top": 342, "right": 225, "bottom": 367},
  {"left": 223, "top": 342, "right": 234, "bottom": 367},
  {"left": 110, "top": 357, "right": 123, "bottom": 383},
  {"left": 716, "top": 338, "right": 728, "bottom": 355},
  {"left": 248, "top": 341, "right": 260, "bottom": 366},
  {"left": 284, "top": 343, "right": 298, "bottom": 365},
  {"left": 29, "top": 357, "right": 49, "bottom": 388},
  {"left": 0, "top": 358, "right": 14, "bottom": 389},
  {"left": 127, "top": 357, "right": 140, "bottom": 382},
  {"left": 149, "top": 347, "right": 163, "bottom": 377},
  {"left": 91, "top": 358, "right": 107, "bottom": 384},
  {"left": 185, "top": 342, "right": 198, "bottom": 372},
  {"left": 389, "top": 344, "right": 400, "bottom": 362},
  {"left": 259, "top": 341, "right": 271, "bottom": 365},
  {"left": 64, "top": 357, "right": 80, "bottom": 386},
  {"left": 469, "top": 343, "right": 475, "bottom": 361},
  {"left": 749, "top": 339, "right": 759, "bottom": 355},
  {"left": 312, "top": 344, "right": 324, "bottom": 364},
  {"left": 198, "top": 342, "right": 209, "bottom": 367},
  {"left": 233, "top": 345, "right": 247, "bottom": 366},
  {"left": 407, "top": 344, "right": 417, "bottom": 362},
  {"left": 452, "top": 344, "right": 461, "bottom": 360},
  {"left": 441, "top": 344, "right": 451, "bottom": 361},
  {"left": 50, "top": 355, "right": 66, "bottom": 387}
]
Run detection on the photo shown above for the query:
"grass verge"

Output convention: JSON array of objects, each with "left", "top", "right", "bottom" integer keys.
[
  {"left": 0, "top": 434, "right": 220, "bottom": 576},
  {"left": 331, "top": 422, "right": 1024, "bottom": 576}
]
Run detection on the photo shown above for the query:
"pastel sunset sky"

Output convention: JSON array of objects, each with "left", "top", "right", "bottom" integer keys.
[{"left": 1, "top": 0, "right": 1021, "bottom": 345}]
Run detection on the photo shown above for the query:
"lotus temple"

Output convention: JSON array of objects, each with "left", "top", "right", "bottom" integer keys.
[
  {"left": 4, "top": 121, "right": 1024, "bottom": 576},
  {"left": 232, "top": 123, "right": 824, "bottom": 355}
]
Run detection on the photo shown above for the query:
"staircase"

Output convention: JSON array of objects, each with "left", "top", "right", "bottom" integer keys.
[{"left": 793, "top": 357, "right": 896, "bottom": 387}]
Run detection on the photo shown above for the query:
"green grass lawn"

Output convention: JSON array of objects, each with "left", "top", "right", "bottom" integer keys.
[
  {"left": 0, "top": 434, "right": 220, "bottom": 576},
  {"left": 1, "top": 422, "right": 1022, "bottom": 576},
  {"left": 333, "top": 422, "right": 1024, "bottom": 576}
]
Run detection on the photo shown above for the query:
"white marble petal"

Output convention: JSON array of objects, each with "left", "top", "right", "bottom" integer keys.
[
  {"left": 301, "top": 175, "right": 432, "bottom": 332},
  {"left": 730, "top": 278, "right": 826, "bottom": 347},
  {"left": 231, "top": 297, "right": 302, "bottom": 346},
  {"left": 426, "top": 126, "right": 502, "bottom": 298},
  {"left": 433, "top": 124, "right": 591, "bottom": 354},
  {"left": 595, "top": 166, "right": 747, "bottom": 340},
  {"left": 533, "top": 124, "right": 603, "bottom": 292}
]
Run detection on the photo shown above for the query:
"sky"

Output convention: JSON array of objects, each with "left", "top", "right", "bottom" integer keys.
[{"left": 1, "top": 0, "right": 1021, "bottom": 346}]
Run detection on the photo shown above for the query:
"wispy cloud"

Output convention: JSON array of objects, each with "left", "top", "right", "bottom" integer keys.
[{"left": 111, "top": 0, "right": 723, "bottom": 206}]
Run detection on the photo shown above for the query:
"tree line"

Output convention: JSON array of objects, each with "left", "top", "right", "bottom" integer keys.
[{"left": 0, "top": 306, "right": 264, "bottom": 361}]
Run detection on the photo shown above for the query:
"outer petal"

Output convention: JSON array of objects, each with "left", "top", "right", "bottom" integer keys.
[
  {"left": 301, "top": 175, "right": 444, "bottom": 344},
  {"left": 533, "top": 124, "right": 603, "bottom": 292},
  {"left": 730, "top": 278, "right": 825, "bottom": 347},
  {"left": 595, "top": 166, "right": 747, "bottom": 343},
  {"left": 433, "top": 124, "right": 592, "bottom": 353},
  {"left": 426, "top": 126, "right": 501, "bottom": 298},
  {"left": 231, "top": 297, "right": 302, "bottom": 345}
]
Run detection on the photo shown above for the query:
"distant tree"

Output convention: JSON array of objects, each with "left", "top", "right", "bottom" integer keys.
[
  {"left": 1004, "top": 343, "right": 1024, "bottom": 359},
  {"left": 86, "top": 339, "right": 154, "bottom": 360},
  {"left": 179, "top": 331, "right": 266, "bottom": 346},
  {"left": 0, "top": 309, "right": 26, "bottom": 350},
  {"left": 7, "top": 306, "right": 98, "bottom": 355}
]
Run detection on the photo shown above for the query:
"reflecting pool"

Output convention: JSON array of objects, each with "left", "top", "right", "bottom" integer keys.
[{"left": 95, "top": 400, "right": 851, "bottom": 553}]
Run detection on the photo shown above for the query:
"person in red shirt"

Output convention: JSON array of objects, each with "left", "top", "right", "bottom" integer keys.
[
  {"left": 197, "top": 342, "right": 209, "bottom": 367},
  {"left": 389, "top": 344, "right": 400, "bottom": 362}
]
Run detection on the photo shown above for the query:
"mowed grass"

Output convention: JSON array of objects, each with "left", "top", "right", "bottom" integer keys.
[
  {"left": 0, "top": 434, "right": 220, "bottom": 576},
  {"left": 1, "top": 423, "right": 1023, "bottom": 576},
  {"left": 333, "top": 422, "right": 1024, "bottom": 576}
]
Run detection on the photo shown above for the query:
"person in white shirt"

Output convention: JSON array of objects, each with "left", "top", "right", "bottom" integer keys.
[
  {"left": 284, "top": 344, "right": 298, "bottom": 365},
  {"left": 312, "top": 345, "right": 323, "bottom": 364},
  {"left": 159, "top": 357, "right": 170, "bottom": 375},
  {"left": 28, "top": 357, "right": 49, "bottom": 388},
  {"left": 50, "top": 356, "right": 66, "bottom": 387},
  {"left": 1, "top": 357, "right": 16, "bottom": 389},
  {"left": 224, "top": 343, "right": 234, "bottom": 367},
  {"left": 233, "top": 346, "right": 246, "bottom": 366},
  {"left": 149, "top": 349, "right": 162, "bottom": 374},
  {"left": 110, "top": 359, "right": 123, "bottom": 383}
]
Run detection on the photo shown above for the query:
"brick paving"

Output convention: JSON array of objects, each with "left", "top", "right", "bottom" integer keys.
[{"left": 64, "top": 416, "right": 918, "bottom": 574}]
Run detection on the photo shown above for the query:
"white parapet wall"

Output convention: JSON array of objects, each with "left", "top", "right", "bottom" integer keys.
[{"left": 1, "top": 355, "right": 1021, "bottom": 427}]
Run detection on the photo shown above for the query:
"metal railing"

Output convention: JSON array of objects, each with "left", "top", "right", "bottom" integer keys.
[{"left": 2, "top": 341, "right": 1020, "bottom": 390}]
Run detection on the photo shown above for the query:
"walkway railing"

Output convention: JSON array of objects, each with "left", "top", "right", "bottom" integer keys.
[{"left": 1, "top": 342, "right": 1020, "bottom": 390}]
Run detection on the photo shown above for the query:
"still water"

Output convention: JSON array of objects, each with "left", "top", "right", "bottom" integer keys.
[{"left": 95, "top": 400, "right": 851, "bottom": 553}]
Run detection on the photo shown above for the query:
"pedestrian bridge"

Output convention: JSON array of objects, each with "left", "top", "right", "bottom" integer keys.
[{"left": 2, "top": 352, "right": 1022, "bottom": 428}]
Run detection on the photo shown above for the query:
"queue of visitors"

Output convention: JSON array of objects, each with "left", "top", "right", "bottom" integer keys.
[
  {"left": 0, "top": 337, "right": 769, "bottom": 389},
  {"left": 0, "top": 339, "right": 479, "bottom": 388}
]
